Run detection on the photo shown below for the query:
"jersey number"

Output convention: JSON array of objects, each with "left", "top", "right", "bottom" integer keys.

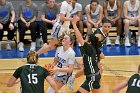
[
  {"left": 131, "top": 79, "right": 140, "bottom": 87},
  {"left": 27, "top": 74, "right": 38, "bottom": 84},
  {"left": 57, "top": 62, "right": 62, "bottom": 68}
]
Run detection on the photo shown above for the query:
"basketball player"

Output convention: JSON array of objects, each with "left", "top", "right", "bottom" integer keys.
[
  {"left": 37, "top": 0, "right": 73, "bottom": 55},
  {"left": 112, "top": 64, "right": 140, "bottom": 93},
  {"left": 103, "top": 0, "right": 122, "bottom": 45},
  {"left": 47, "top": 34, "right": 76, "bottom": 93},
  {"left": 7, "top": 51, "right": 58, "bottom": 93},
  {"left": 123, "top": 0, "right": 140, "bottom": 47},
  {"left": 71, "top": 16, "right": 102, "bottom": 93},
  {"left": 67, "top": 17, "right": 112, "bottom": 90}
]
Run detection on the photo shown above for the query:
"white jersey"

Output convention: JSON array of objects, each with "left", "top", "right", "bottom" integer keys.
[
  {"left": 87, "top": 4, "right": 101, "bottom": 22},
  {"left": 107, "top": 0, "right": 118, "bottom": 19},
  {"left": 71, "top": 3, "right": 82, "bottom": 17},
  {"left": 58, "top": 1, "right": 72, "bottom": 27},
  {"left": 55, "top": 46, "right": 75, "bottom": 76},
  {"left": 127, "top": 0, "right": 140, "bottom": 17}
]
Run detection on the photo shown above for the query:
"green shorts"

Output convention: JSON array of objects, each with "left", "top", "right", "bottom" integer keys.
[{"left": 81, "top": 74, "right": 101, "bottom": 92}]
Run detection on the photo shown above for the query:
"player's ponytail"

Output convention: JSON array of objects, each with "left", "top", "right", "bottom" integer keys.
[
  {"left": 27, "top": 50, "right": 38, "bottom": 64},
  {"left": 88, "top": 34, "right": 100, "bottom": 61}
]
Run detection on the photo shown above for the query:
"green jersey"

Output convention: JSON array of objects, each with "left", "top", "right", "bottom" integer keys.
[
  {"left": 126, "top": 74, "right": 140, "bottom": 93},
  {"left": 13, "top": 64, "right": 50, "bottom": 93},
  {"left": 81, "top": 42, "right": 99, "bottom": 76},
  {"left": 93, "top": 28, "right": 106, "bottom": 48}
]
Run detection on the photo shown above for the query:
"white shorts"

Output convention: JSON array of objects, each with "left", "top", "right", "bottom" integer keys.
[{"left": 52, "top": 22, "right": 70, "bottom": 38}]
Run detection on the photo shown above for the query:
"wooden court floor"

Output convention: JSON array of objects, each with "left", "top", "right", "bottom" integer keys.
[{"left": 0, "top": 56, "right": 139, "bottom": 93}]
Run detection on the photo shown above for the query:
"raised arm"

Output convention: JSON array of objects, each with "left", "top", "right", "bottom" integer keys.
[{"left": 71, "top": 16, "right": 84, "bottom": 46}]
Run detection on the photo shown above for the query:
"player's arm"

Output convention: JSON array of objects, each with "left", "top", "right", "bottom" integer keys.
[
  {"left": 7, "top": 76, "right": 18, "bottom": 87},
  {"left": 85, "top": 5, "right": 94, "bottom": 25},
  {"left": 60, "top": 4, "right": 72, "bottom": 21},
  {"left": 71, "top": 16, "right": 84, "bottom": 46},
  {"left": 96, "top": 5, "right": 103, "bottom": 25},
  {"left": 10, "top": 2, "right": 15, "bottom": 23},
  {"left": 46, "top": 76, "right": 59, "bottom": 93},
  {"left": 112, "top": 79, "right": 128, "bottom": 93},
  {"left": 103, "top": 1, "right": 110, "bottom": 20},
  {"left": 112, "top": 0, "right": 121, "bottom": 22}
]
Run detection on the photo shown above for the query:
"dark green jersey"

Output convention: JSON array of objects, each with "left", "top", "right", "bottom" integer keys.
[
  {"left": 126, "top": 74, "right": 140, "bottom": 93},
  {"left": 13, "top": 64, "right": 50, "bottom": 93},
  {"left": 93, "top": 28, "right": 106, "bottom": 48},
  {"left": 81, "top": 42, "right": 99, "bottom": 75}
]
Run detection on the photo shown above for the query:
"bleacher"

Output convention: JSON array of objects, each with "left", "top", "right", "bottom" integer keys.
[{"left": 3, "top": 0, "right": 138, "bottom": 45}]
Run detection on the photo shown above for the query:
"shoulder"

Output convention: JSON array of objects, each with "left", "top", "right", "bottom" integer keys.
[
  {"left": 69, "top": 48, "right": 76, "bottom": 55},
  {"left": 76, "top": 3, "right": 82, "bottom": 8}
]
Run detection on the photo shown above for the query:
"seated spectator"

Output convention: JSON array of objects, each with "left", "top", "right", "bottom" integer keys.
[
  {"left": 85, "top": 0, "right": 103, "bottom": 38},
  {"left": 40, "top": 0, "right": 59, "bottom": 44},
  {"left": 123, "top": 0, "right": 140, "bottom": 47},
  {"left": 0, "top": 0, "right": 16, "bottom": 50},
  {"left": 70, "top": 0, "right": 84, "bottom": 35},
  {"left": 112, "top": 64, "right": 140, "bottom": 93},
  {"left": 18, "top": 0, "right": 38, "bottom": 52},
  {"left": 103, "top": 0, "right": 122, "bottom": 45}
]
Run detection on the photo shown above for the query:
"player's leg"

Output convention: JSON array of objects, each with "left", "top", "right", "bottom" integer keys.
[
  {"left": 37, "top": 37, "right": 58, "bottom": 55},
  {"left": 47, "top": 76, "right": 64, "bottom": 93},
  {"left": 75, "top": 80, "right": 91, "bottom": 93}
]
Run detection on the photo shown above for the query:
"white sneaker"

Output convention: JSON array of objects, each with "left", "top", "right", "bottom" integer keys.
[
  {"left": 138, "top": 37, "right": 140, "bottom": 47},
  {"left": 125, "top": 37, "right": 131, "bottom": 47},
  {"left": 115, "top": 36, "right": 120, "bottom": 45},
  {"left": 6, "top": 43, "right": 11, "bottom": 50},
  {"left": 67, "top": 75, "right": 75, "bottom": 90},
  {"left": 18, "top": 42, "right": 24, "bottom": 52},
  {"left": 30, "top": 42, "right": 36, "bottom": 51},
  {"left": 106, "top": 37, "right": 111, "bottom": 45}
]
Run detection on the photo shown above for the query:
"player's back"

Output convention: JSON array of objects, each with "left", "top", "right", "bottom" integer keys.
[
  {"left": 126, "top": 73, "right": 140, "bottom": 93},
  {"left": 19, "top": 64, "right": 49, "bottom": 93}
]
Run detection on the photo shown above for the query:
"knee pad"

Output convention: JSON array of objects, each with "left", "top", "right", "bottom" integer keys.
[
  {"left": 76, "top": 90, "right": 81, "bottom": 93},
  {"left": 46, "top": 87, "right": 55, "bottom": 93}
]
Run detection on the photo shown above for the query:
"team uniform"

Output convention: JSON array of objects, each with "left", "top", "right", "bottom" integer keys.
[
  {"left": 126, "top": 0, "right": 140, "bottom": 25},
  {"left": 86, "top": 4, "right": 101, "bottom": 23},
  {"left": 70, "top": 3, "right": 82, "bottom": 17},
  {"left": 126, "top": 73, "right": 140, "bottom": 93},
  {"left": 52, "top": 1, "right": 72, "bottom": 38},
  {"left": 107, "top": 0, "right": 118, "bottom": 20},
  {"left": 80, "top": 42, "right": 101, "bottom": 92},
  {"left": 13, "top": 64, "right": 50, "bottom": 93},
  {"left": 54, "top": 46, "right": 75, "bottom": 84}
]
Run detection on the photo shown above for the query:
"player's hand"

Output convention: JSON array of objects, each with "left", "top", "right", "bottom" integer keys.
[
  {"left": 71, "top": 16, "right": 80, "bottom": 24},
  {"left": 44, "top": 64, "right": 54, "bottom": 76},
  {"left": 9, "top": 23, "right": 14, "bottom": 30},
  {"left": 0, "top": 23, "right": 3, "bottom": 29}
]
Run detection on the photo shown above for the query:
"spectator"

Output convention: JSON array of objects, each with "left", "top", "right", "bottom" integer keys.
[
  {"left": 0, "top": 0, "right": 16, "bottom": 50},
  {"left": 47, "top": 34, "right": 75, "bottom": 92},
  {"left": 70, "top": 0, "right": 84, "bottom": 35},
  {"left": 37, "top": 0, "right": 73, "bottom": 55},
  {"left": 85, "top": 0, "right": 103, "bottom": 38},
  {"left": 40, "top": 0, "right": 59, "bottom": 44},
  {"left": 103, "top": 0, "right": 122, "bottom": 45},
  {"left": 7, "top": 50, "right": 58, "bottom": 93},
  {"left": 123, "top": 0, "right": 140, "bottom": 47},
  {"left": 112, "top": 64, "right": 140, "bottom": 93},
  {"left": 18, "top": 0, "right": 38, "bottom": 51}
]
